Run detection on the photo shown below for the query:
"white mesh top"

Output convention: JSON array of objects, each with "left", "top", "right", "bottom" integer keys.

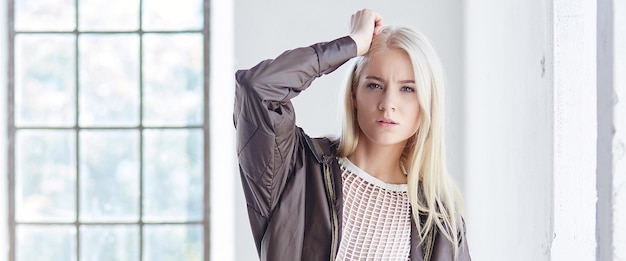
[{"left": 336, "top": 157, "right": 412, "bottom": 261}]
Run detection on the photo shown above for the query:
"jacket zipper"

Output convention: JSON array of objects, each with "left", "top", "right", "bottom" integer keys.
[{"left": 323, "top": 162, "right": 339, "bottom": 261}]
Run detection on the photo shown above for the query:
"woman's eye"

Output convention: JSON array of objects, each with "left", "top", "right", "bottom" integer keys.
[
  {"left": 401, "top": 86, "right": 415, "bottom": 92},
  {"left": 367, "top": 83, "right": 382, "bottom": 89}
]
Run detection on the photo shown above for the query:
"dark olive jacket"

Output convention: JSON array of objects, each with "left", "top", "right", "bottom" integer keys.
[{"left": 234, "top": 36, "right": 471, "bottom": 261}]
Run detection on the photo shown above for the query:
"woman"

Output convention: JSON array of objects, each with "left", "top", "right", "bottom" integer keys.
[{"left": 234, "top": 9, "right": 471, "bottom": 261}]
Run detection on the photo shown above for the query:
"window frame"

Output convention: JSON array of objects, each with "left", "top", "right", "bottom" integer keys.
[{"left": 7, "top": 0, "right": 212, "bottom": 260}]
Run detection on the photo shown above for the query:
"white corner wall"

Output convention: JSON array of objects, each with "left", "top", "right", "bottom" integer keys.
[
  {"left": 464, "top": 0, "right": 553, "bottom": 260},
  {"left": 233, "top": 1, "right": 464, "bottom": 260},
  {"left": 551, "top": 0, "right": 597, "bottom": 260},
  {"left": 604, "top": 0, "right": 626, "bottom": 261},
  {"left": 598, "top": 0, "right": 626, "bottom": 260},
  {"left": 466, "top": 0, "right": 601, "bottom": 260},
  {"left": 1, "top": 0, "right": 9, "bottom": 259},
  {"left": 612, "top": 0, "right": 626, "bottom": 259}
]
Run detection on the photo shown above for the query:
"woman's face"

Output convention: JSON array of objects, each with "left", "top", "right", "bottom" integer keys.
[{"left": 353, "top": 48, "right": 421, "bottom": 148}]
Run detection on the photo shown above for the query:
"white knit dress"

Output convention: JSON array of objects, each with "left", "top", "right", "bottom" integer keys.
[{"left": 335, "top": 157, "right": 412, "bottom": 261}]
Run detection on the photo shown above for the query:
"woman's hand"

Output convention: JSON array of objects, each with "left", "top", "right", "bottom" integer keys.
[{"left": 349, "top": 9, "right": 384, "bottom": 56}]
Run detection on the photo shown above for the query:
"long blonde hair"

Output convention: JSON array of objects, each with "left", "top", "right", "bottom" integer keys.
[{"left": 338, "top": 26, "right": 466, "bottom": 258}]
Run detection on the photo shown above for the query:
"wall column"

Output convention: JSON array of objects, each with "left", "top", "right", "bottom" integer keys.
[{"left": 551, "top": 0, "right": 598, "bottom": 259}]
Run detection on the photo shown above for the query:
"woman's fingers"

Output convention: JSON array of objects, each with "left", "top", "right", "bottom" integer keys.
[
  {"left": 349, "top": 9, "right": 383, "bottom": 56},
  {"left": 350, "top": 9, "right": 380, "bottom": 37},
  {"left": 374, "top": 15, "right": 384, "bottom": 35}
]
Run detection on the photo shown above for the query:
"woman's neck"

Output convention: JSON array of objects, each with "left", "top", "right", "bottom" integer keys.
[{"left": 347, "top": 138, "right": 407, "bottom": 184}]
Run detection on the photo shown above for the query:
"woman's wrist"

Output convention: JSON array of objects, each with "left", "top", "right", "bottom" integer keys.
[{"left": 349, "top": 33, "right": 368, "bottom": 56}]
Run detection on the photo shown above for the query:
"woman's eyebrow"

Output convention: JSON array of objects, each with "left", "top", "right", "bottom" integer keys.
[
  {"left": 365, "top": 76, "right": 384, "bottom": 82},
  {"left": 365, "top": 76, "right": 415, "bottom": 84}
]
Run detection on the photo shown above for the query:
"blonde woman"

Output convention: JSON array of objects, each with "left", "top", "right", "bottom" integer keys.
[{"left": 234, "top": 9, "right": 471, "bottom": 261}]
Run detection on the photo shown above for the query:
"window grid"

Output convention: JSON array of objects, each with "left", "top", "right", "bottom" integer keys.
[{"left": 6, "top": 0, "right": 211, "bottom": 260}]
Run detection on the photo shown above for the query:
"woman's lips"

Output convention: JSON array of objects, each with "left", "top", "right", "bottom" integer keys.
[{"left": 376, "top": 118, "right": 398, "bottom": 126}]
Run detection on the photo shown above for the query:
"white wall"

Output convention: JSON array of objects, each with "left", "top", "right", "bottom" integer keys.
[
  {"left": 597, "top": 0, "right": 626, "bottom": 259},
  {"left": 465, "top": 0, "right": 604, "bottom": 260},
  {"left": 597, "top": 0, "right": 614, "bottom": 260},
  {"left": 464, "top": 0, "right": 553, "bottom": 260},
  {"left": 209, "top": 0, "right": 236, "bottom": 260},
  {"left": 551, "top": 0, "right": 597, "bottom": 260},
  {"left": 611, "top": 0, "right": 626, "bottom": 259},
  {"left": 1, "top": 0, "right": 9, "bottom": 259},
  {"left": 233, "top": 1, "right": 464, "bottom": 260}
]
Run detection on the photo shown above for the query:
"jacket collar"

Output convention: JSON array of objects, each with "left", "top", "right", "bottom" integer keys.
[{"left": 301, "top": 129, "right": 337, "bottom": 164}]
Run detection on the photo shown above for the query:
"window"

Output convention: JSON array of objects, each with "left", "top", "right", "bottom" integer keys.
[{"left": 8, "top": 0, "right": 210, "bottom": 260}]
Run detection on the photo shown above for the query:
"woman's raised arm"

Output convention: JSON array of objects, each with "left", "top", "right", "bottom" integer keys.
[
  {"left": 233, "top": 8, "right": 382, "bottom": 221},
  {"left": 233, "top": 36, "right": 355, "bottom": 218}
]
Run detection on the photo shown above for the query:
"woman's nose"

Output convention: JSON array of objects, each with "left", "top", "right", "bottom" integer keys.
[{"left": 377, "top": 92, "right": 397, "bottom": 111}]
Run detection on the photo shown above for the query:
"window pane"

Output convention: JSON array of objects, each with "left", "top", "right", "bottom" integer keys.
[
  {"left": 143, "top": 225, "right": 203, "bottom": 261},
  {"left": 79, "top": 34, "right": 139, "bottom": 126},
  {"left": 79, "top": 130, "right": 139, "bottom": 221},
  {"left": 17, "top": 225, "right": 76, "bottom": 261},
  {"left": 142, "top": 0, "right": 203, "bottom": 31},
  {"left": 80, "top": 225, "right": 139, "bottom": 261},
  {"left": 15, "top": 130, "right": 76, "bottom": 222},
  {"left": 79, "top": 0, "right": 139, "bottom": 31},
  {"left": 143, "top": 129, "right": 203, "bottom": 222},
  {"left": 15, "top": 34, "right": 75, "bottom": 127},
  {"left": 14, "top": 0, "right": 75, "bottom": 31},
  {"left": 143, "top": 34, "right": 203, "bottom": 126}
]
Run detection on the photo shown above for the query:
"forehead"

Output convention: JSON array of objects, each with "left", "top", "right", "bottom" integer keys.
[{"left": 361, "top": 48, "right": 414, "bottom": 80}]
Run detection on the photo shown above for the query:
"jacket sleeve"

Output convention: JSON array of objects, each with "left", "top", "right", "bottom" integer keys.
[{"left": 233, "top": 36, "right": 357, "bottom": 218}]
